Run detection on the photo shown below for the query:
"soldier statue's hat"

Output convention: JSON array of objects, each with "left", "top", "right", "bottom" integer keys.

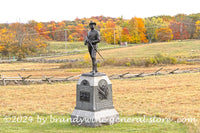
[{"left": 89, "top": 21, "right": 96, "bottom": 25}]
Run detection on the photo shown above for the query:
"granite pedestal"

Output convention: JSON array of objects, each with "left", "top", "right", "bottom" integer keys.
[{"left": 71, "top": 73, "right": 119, "bottom": 127}]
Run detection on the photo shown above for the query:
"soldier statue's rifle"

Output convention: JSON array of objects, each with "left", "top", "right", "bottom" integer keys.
[{"left": 85, "top": 36, "right": 104, "bottom": 60}]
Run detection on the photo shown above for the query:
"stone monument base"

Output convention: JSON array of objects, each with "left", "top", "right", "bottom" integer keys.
[
  {"left": 71, "top": 73, "right": 119, "bottom": 127},
  {"left": 71, "top": 108, "right": 119, "bottom": 127}
]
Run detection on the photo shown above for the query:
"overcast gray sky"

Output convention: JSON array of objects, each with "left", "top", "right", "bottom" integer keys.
[{"left": 0, "top": 0, "right": 199, "bottom": 23}]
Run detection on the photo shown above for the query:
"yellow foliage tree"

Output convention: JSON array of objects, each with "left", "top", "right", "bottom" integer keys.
[
  {"left": 193, "top": 20, "right": 200, "bottom": 39},
  {"left": 114, "top": 25, "right": 122, "bottom": 44},
  {"left": 68, "top": 35, "right": 74, "bottom": 42},
  {"left": 0, "top": 23, "right": 47, "bottom": 60},
  {"left": 128, "top": 17, "right": 140, "bottom": 43},
  {"left": 0, "top": 28, "right": 16, "bottom": 56},
  {"left": 100, "top": 21, "right": 116, "bottom": 44}
]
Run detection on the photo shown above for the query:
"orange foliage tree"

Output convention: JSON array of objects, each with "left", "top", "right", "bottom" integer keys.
[
  {"left": 121, "top": 28, "right": 129, "bottom": 42},
  {"left": 35, "top": 22, "right": 51, "bottom": 40},
  {"left": 136, "top": 18, "right": 148, "bottom": 43},
  {"left": 155, "top": 27, "right": 173, "bottom": 42},
  {"left": 128, "top": 17, "right": 148, "bottom": 44}
]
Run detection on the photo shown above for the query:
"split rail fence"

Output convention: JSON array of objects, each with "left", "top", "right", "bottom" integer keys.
[{"left": 0, "top": 68, "right": 200, "bottom": 86}]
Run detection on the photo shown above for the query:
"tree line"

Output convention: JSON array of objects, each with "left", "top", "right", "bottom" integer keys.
[{"left": 0, "top": 13, "right": 200, "bottom": 59}]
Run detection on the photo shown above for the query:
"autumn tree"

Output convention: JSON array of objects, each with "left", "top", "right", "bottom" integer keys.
[
  {"left": 169, "top": 22, "right": 189, "bottom": 40},
  {"left": 121, "top": 28, "right": 129, "bottom": 42},
  {"left": 44, "top": 21, "right": 57, "bottom": 40},
  {"left": 127, "top": 17, "right": 148, "bottom": 44},
  {"left": 0, "top": 22, "right": 46, "bottom": 60},
  {"left": 135, "top": 18, "right": 148, "bottom": 43},
  {"left": 100, "top": 21, "right": 116, "bottom": 44},
  {"left": 54, "top": 21, "right": 66, "bottom": 41},
  {"left": 113, "top": 25, "right": 122, "bottom": 44},
  {"left": 144, "top": 17, "right": 168, "bottom": 43},
  {"left": 75, "top": 24, "right": 87, "bottom": 41},
  {"left": 193, "top": 20, "right": 200, "bottom": 39},
  {"left": 0, "top": 28, "right": 15, "bottom": 56},
  {"left": 35, "top": 22, "right": 51, "bottom": 40},
  {"left": 128, "top": 17, "right": 140, "bottom": 43},
  {"left": 155, "top": 27, "right": 173, "bottom": 42},
  {"left": 175, "top": 14, "right": 200, "bottom": 39}
]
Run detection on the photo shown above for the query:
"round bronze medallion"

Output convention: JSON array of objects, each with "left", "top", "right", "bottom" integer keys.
[{"left": 98, "top": 79, "right": 108, "bottom": 100}]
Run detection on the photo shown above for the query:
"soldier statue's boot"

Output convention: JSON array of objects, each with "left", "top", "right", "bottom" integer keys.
[
  {"left": 90, "top": 63, "right": 95, "bottom": 74},
  {"left": 90, "top": 70, "right": 95, "bottom": 75},
  {"left": 93, "top": 59, "right": 98, "bottom": 73},
  {"left": 90, "top": 66, "right": 97, "bottom": 74},
  {"left": 94, "top": 65, "right": 98, "bottom": 73}
]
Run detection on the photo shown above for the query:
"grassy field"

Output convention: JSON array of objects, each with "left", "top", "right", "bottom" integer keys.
[
  {"left": 0, "top": 115, "right": 188, "bottom": 133},
  {"left": 46, "top": 40, "right": 200, "bottom": 60},
  {"left": 46, "top": 41, "right": 122, "bottom": 53}
]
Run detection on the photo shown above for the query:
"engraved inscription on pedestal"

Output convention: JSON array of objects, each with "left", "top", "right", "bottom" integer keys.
[
  {"left": 79, "top": 80, "right": 90, "bottom": 102},
  {"left": 80, "top": 91, "right": 90, "bottom": 102}
]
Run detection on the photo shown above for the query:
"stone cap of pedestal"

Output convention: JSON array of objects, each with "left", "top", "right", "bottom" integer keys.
[
  {"left": 78, "top": 73, "right": 111, "bottom": 86},
  {"left": 81, "top": 72, "right": 106, "bottom": 77}
]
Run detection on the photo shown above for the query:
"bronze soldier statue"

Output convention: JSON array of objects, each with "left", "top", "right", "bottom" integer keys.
[{"left": 85, "top": 21, "right": 102, "bottom": 74}]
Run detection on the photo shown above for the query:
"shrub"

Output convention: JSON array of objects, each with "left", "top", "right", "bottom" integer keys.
[
  {"left": 97, "top": 63, "right": 101, "bottom": 67},
  {"left": 59, "top": 54, "right": 178, "bottom": 68},
  {"left": 59, "top": 61, "right": 91, "bottom": 68},
  {"left": 102, "top": 58, "right": 116, "bottom": 66},
  {"left": 84, "top": 53, "right": 90, "bottom": 62},
  {"left": 154, "top": 54, "right": 177, "bottom": 65},
  {"left": 126, "top": 62, "right": 131, "bottom": 66}
]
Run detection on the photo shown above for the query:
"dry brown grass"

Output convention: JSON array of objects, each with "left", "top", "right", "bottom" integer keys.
[
  {"left": 0, "top": 83, "right": 75, "bottom": 115},
  {"left": 0, "top": 72, "right": 199, "bottom": 122},
  {"left": 0, "top": 63, "right": 60, "bottom": 71},
  {"left": 1, "top": 63, "right": 200, "bottom": 78}
]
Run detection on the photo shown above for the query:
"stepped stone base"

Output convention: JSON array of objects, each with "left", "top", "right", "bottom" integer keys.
[{"left": 71, "top": 108, "right": 119, "bottom": 127}]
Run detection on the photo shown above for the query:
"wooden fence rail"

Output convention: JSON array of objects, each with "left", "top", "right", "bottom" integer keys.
[{"left": 0, "top": 67, "right": 200, "bottom": 86}]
